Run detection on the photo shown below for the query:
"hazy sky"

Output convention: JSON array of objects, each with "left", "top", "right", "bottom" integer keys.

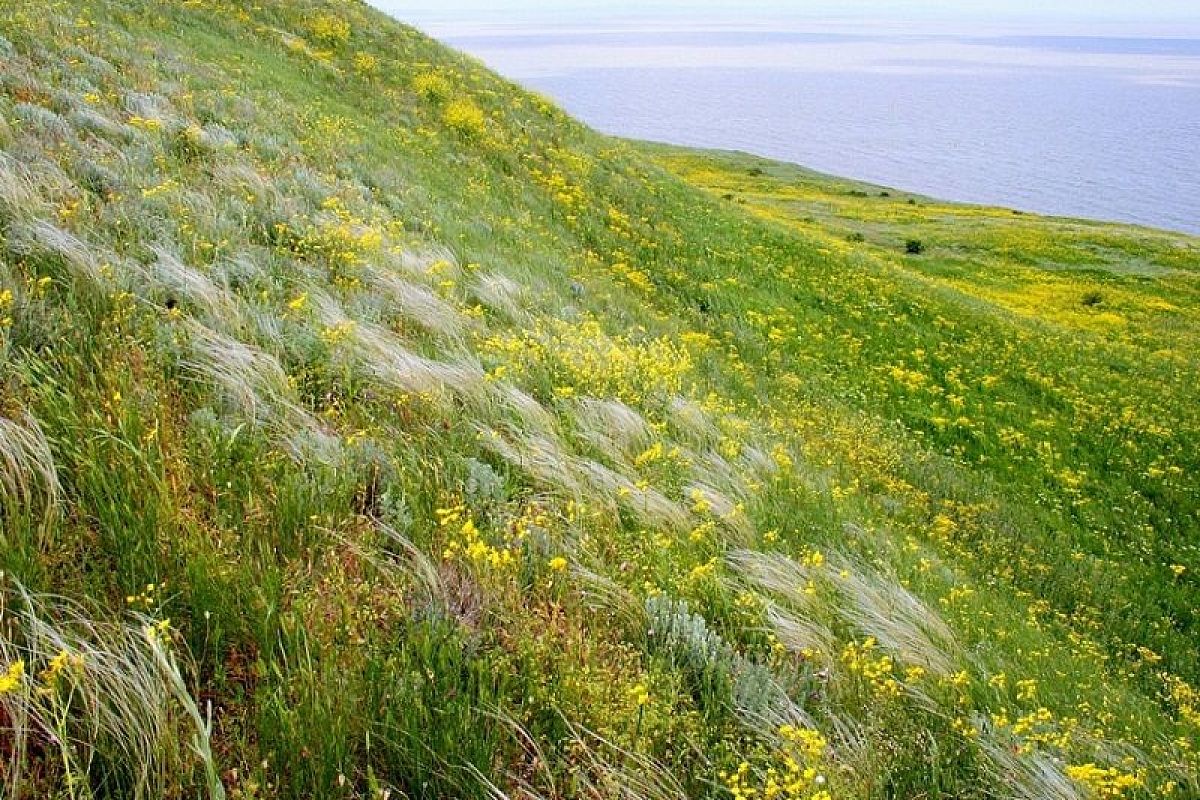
[{"left": 374, "top": 0, "right": 1200, "bottom": 34}]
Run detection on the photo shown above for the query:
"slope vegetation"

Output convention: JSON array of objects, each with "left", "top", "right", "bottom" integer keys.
[{"left": 0, "top": 1, "right": 1197, "bottom": 799}]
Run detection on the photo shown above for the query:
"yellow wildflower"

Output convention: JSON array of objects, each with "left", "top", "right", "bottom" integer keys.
[
  {"left": 0, "top": 660, "right": 25, "bottom": 694},
  {"left": 1065, "top": 763, "right": 1141, "bottom": 798}
]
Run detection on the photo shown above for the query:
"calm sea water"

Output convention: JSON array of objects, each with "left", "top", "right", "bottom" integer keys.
[{"left": 435, "top": 27, "right": 1200, "bottom": 234}]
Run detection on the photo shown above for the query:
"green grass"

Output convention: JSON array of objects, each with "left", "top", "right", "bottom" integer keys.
[{"left": 0, "top": 1, "right": 1197, "bottom": 798}]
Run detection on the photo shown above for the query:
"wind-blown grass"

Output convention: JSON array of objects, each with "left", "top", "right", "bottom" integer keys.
[
  {"left": 0, "top": 0, "right": 1196, "bottom": 797},
  {"left": 0, "top": 581, "right": 222, "bottom": 800},
  {"left": 0, "top": 412, "right": 60, "bottom": 532}
]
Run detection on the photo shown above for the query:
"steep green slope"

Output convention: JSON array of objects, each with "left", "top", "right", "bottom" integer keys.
[{"left": 0, "top": 1, "right": 1197, "bottom": 799}]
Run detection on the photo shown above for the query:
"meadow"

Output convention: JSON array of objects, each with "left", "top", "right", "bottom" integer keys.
[{"left": 0, "top": 1, "right": 1197, "bottom": 798}]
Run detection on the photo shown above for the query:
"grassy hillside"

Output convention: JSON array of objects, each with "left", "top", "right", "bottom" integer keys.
[{"left": 0, "top": 1, "right": 1197, "bottom": 798}]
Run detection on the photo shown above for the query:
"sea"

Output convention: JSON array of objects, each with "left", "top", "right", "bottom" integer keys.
[{"left": 415, "top": 21, "right": 1200, "bottom": 235}]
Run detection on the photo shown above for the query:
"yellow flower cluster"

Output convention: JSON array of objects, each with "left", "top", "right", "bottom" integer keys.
[
  {"left": 412, "top": 71, "right": 452, "bottom": 103},
  {"left": 686, "top": 557, "right": 718, "bottom": 585},
  {"left": 778, "top": 724, "right": 827, "bottom": 763},
  {"left": 2, "top": 650, "right": 87, "bottom": 697},
  {"left": 0, "top": 660, "right": 26, "bottom": 694},
  {"left": 352, "top": 52, "right": 378, "bottom": 77},
  {"left": 307, "top": 13, "right": 351, "bottom": 47},
  {"left": 438, "top": 504, "right": 516, "bottom": 572},
  {"left": 1165, "top": 675, "right": 1200, "bottom": 729},
  {"left": 442, "top": 99, "right": 487, "bottom": 139},
  {"left": 480, "top": 318, "right": 693, "bottom": 405},
  {"left": 320, "top": 320, "right": 357, "bottom": 346},
  {"left": 144, "top": 618, "right": 173, "bottom": 645},
  {"left": 286, "top": 292, "right": 310, "bottom": 315},
  {"left": 722, "top": 725, "right": 831, "bottom": 800},
  {"left": 612, "top": 261, "right": 655, "bottom": 294},
  {"left": 840, "top": 638, "right": 900, "bottom": 699},
  {"left": 530, "top": 164, "right": 587, "bottom": 211},
  {"left": 291, "top": 216, "right": 382, "bottom": 274},
  {"left": 39, "top": 650, "right": 84, "bottom": 692},
  {"left": 0, "top": 287, "right": 13, "bottom": 328},
  {"left": 1064, "top": 763, "right": 1141, "bottom": 798},
  {"left": 127, "top": 115, "right": 162, "bottom": 131},
  {"left": 141, "top": 177, "right": 179, "bottom": 199},
  {"left": 125, "top": 581, "right": 165, "bottom": 610},
  {"left": 1001, "top": 706, "right": 1072, "bottom": 753}
]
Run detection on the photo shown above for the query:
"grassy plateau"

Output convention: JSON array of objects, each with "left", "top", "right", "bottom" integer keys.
[{"left": 0, "top": 1, "right": 1198, "bottom": 798}]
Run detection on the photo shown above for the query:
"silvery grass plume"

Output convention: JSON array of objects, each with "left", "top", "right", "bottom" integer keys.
[
  {"left": 241, "top": 303, "right": 287, "bottom": 351},
  {"left": 483, "top": 384, "right": 557, "bottom": 434},
  {"left": 145, "top": 245, "right": 237, "bottom": 321},
  {"left": 351, "top": 319, "right": 486, "bottom": 397},
  {"left": 729, "top": 548, "right": 960, "bottom": 677},
  {"left": 561, "top": 718, "right": 691, "bottom": 800},
  {"left": 191, "top": 123, "right": 238, "bottom": 152},
  {"left": 12, "top": 103, "right": 75, "bottom": 141},
  {"left": 211, "top": 248, "right": 272, "bottom": 294},
  {"left": 830, "top": 555, "right": 960, "bottom": 678},
  {"left": 339, "top": 522, "right": 450, "bottom": 622},
  {"left": 571, "top": 565, "right": 649, "bottom": 636},
  {"left": 563, "top": 457, "right": 628, "bottom": 520},
  {"left": 576, "top": 458, "right": 690, "bottom": 531},
  {"left": 470, "top": 708, "right": 692, "bottom": 800},
  {"left": 726, "top": 548, "right": 824, "bottom": 611},
  {"left": 573, "top": 397, "right": 652, "bottom": 461},
  {"left": 471, "top": 272, "right": 527, "bottom": 321},
  {"left": 687, "top": 449, "right": 746, "bottom": 499},
  {"left": 476, "top": 426, "right": 582, "bottom": 497},
  {"left": 0, "top": 153, "right": 52, "bottom": 220},
  {"left": 737, "top": 444, "right": 779, "bottom": 482},
  {"left": 123, "top": 91, "right": 183, "bottom": 131},
  {"left": 0, "top": 412, "right": 61, "bottom": 534},
  {"left": 477, "top": 427, "right": 657, "bottom": 527},
  {"left": 62, "top": 43, "right": 119, "bottom": 80},
  {"left": 818, "top": 711, "right": 871, "bottom": 786},
  {"left": 313, "top": 293, "right": 485, "bottom": 397},
  {"left": 66, "top": 145, "right": 125, "bottom": 202},
  {"left": 181, "top": 321, "right": 293, "bottom": 428},
  {"left": 172, "top": 187, "right": 242, "bottom": 247},
  {"left": 666, "top": 396, "right": 719, "bottom": 446},
  {"left": 181, "top": 321, "right": 334, "bottom": 458},
  {"left": 66, "top": 101, "right": 135, "bottom": 141},
  {"left": 765, "top": 604, "right": 835, "bottom": 662},
  {"left": 7, "top": 219, "right": 110, "bottom": 286},
  {"left": 625, "top": 483, "right": 690, "bottom": 532},
  {"left": 477, "top": 427, "right": 687, "bottom": 547},
  {"left": 281, "top": 165, "right": 335, "bottom": 209},
  {"left": 977, "top": 725, "right": 1082, "bottom": 800},
  {"left": 685, "top": 483, "right": 753, "bottom": 542},
  {"left": 465, "top": 709, "right": 556, "bottom": 800},
  {"left": 397, "top": 243, "right": 461, "bottom": 280},
  {"left": 212, "top": 161, "right": 284, "bottom": 214},
  {"left": 368, "top": 266, "right": 471, "bottom": 338},
  {"left": 0, "top": 581, "right": 224, "bottom": 800}
]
